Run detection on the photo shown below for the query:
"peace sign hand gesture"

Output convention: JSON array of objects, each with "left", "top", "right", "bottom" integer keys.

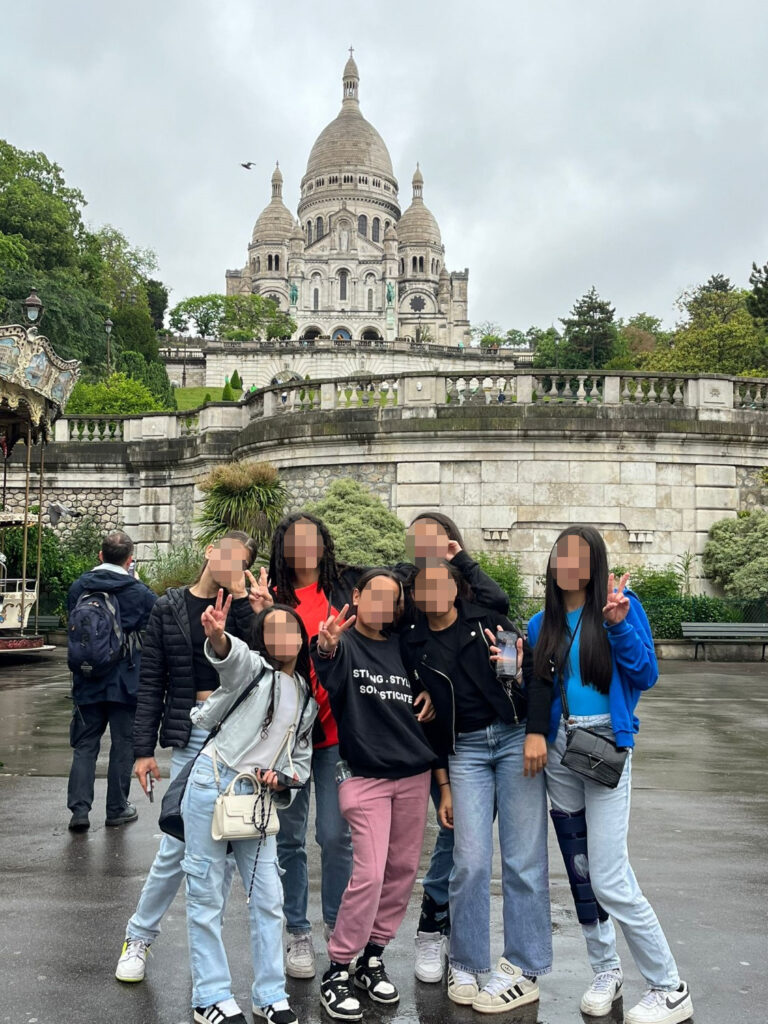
[
  {"left": 246, "top": 566, "right": 274, "bottom": 615},
  {"left": 317, "top": 604, "right": 356, "bottom": 653},
  {"left": 201, "top": 589, "right": 233, "bottom": 657},
  {"left": 603, "top": 572, "right": 631, "bottom": 626}
]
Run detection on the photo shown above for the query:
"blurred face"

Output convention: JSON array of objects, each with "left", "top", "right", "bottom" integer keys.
[
  {"left": 413, "top": 565, "right": 457, "bottom": 616},
  {"left": 406, "top": 518, "right": 450, "bottom": 563},
  {"left": 284, "top": 520, "right": 324, "bottom": 572},
  {"left": 551, "top": 534, "right": 592, "bottom": 592},
  {"left": 206, "top": 538, "right": 250, "bottom": 588},
  {"left": 263, "top": 609, "right": 303, "bottom": 663},
  {"left": 353, "top": 575, "right": 401, "bottom": 630}
]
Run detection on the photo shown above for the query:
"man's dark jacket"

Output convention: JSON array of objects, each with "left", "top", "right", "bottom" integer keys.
[
  {"left": 132, "top": 586, "right": 255, "bottom": 758},
  {"left": 67, "top": 567, "right": 157, "bottom": 706}
]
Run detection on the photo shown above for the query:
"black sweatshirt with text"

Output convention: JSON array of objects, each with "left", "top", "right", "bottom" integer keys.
[{"left": 311, "top": 629, "right": 435, "bottom": 780}]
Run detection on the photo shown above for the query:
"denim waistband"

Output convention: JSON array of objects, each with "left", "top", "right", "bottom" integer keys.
[{"left": 564, "top": 713, "right": 613, "bottom": 728}]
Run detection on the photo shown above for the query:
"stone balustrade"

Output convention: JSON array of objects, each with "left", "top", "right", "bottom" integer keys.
[{"left": 54, "top": 371, "right": 768, "bottom": 443}]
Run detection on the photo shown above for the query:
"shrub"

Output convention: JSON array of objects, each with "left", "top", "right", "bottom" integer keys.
[
  {"left": 66, "top": 372, "right": 162, "bottom": 415},
  {"left": 143, "top": 542, "right": 204, "bottom": 595},
  {"left": 622, "top": 564, "right": 682, "bottom": 602},
  {"left": 305, "top": 478, "right": 406, "bottom": 566},
  {"left": 472, "top": 551, "right": 528, "bottom": 622},
  {"left": 195, "top": 460, "right": 287, "bottom": 551},
  {"left": 230, "top": 369, "right": 242, "bottom": 390},
  {"left": 221, "top": 378, "right": 235, "bottom": 401},
  {"left": 703, "top": 510, "right": 768, "bottom": 599}
]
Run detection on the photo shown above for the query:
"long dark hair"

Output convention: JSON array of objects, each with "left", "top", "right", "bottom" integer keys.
[
  {"left": 532, "top": 525, "right": 613, "bottom": 695},
  {"left": 269, "top": 512, "right": 350, "bottom": 608},
  {"left": 353, "top": 567, "right": 405, "bottom": 636},
  {"left": 409, "top": 511, "right": 465, "bottom": 548},
  {"left": 248, "top": 604, "right": 312, "bottom": 737},
  {"left": 406, "top": 512, "right": 473, "bottom": 601}
]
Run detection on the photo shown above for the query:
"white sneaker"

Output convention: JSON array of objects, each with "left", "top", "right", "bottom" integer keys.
[
  {"left": 285, "top": 932, "right": 316, "bottom": 979},
  {"left": 447, "top": 964, "right": 479, "bottom": 1005},
  {"left": 580, "top": 968, "right": 623, "bottom": 1015},
  {"left": 472, "top": 958, "right": 539, "bottom": 1014},
  {"left": 115, "top": 938, "right": 150, "bottom": 983},
  {"left": 414, "top": 931, "right": 448, "bottom": 982},
  {"left": 625, "top": 982, "right": 693, "bottom": 1024}
]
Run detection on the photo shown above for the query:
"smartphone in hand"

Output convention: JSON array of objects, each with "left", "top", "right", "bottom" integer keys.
[
  {"left": 145, "top": 772, "right": 154, "bottom": 802},
  {"left": 495, "top": 630, "right": 521, "bottom": 678}
]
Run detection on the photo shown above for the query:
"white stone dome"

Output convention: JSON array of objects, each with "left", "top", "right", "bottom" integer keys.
[
  {"left": 252, "top": 163, "right": 294, "bottom": 243},
  {"left": 397, "top": 165, "right": 441, "bottom": 246}
]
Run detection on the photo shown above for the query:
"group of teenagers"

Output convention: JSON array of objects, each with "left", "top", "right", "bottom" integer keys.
[{"left": 115, "top": 511, "right": 694, "bottom": 1024}]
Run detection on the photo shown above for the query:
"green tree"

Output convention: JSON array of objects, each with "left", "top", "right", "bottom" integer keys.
[
  {"left": 0, "top": 140, "right": 86, "bottom": 270},
  {"left": 146, "top": 278, "right": 170, "bottom": 330},
  {"left": 221, "top": 378, "right": 235, "bottom": 401},
  {"left": 560, "top": 287, "right": 619, "bottom": 369},
  {"left": 702, "top": 510, "right": 768, "bottom": 599},
  {"left": 169, "top": 294, "right": 226, "bottom": 337},
  {"left": 79, "top": 224, "right": 157, "bottom": 308},
  {"left": 65, "top": 372, "right": 162, "bottom": 415},
  {"left": 614, "top": 313, "right": 668, "bottom": 370},
  {"left": 530, "top": 326, "right": 579, "bottom": 369},
  {"left": 471, "top": 320, "right": 502, "bottom": 347},
  {"left": 230, "top": 369, "right": 242, "bottom": 389},
  {"left": 472, "top": 551, "right": 527, "bottom": 620},
  {"left": 110, "top": 304, "right": 159, "bottom": 363},
  {"left": 195, "top": 461, "right": 287, "bottom": 550},
  {"left": 746, "top": 260, "right": 768, "bottom": 325},
  {"left": 305, "top": 478, "right": 406, "bottom": 565}
]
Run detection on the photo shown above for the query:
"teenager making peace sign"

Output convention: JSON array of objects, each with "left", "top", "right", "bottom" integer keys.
[{"left": 527, "top": 526, "right": 693, "bottom": 1024}]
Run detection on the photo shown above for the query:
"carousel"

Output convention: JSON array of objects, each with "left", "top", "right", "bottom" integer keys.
[{"left": 0, "top": 290, "right": 80, "bottom": 653}]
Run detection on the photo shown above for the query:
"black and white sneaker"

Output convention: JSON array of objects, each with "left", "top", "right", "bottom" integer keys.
[
  {"left": 354, "top": 956, "right": 399, "bottom": 1004},
  {"left": 320, "top": 969, "right": 363, "bottom": 1020},
  {"left": 253, "top": 1000, "right": 298, "bottom": 1024},
  {"left": 193, "top": 1001, "right": 247, "bottom": 1024}
]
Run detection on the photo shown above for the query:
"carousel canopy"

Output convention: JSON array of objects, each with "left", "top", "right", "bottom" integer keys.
[{"left": 0, "top": 325, "right": 80, "bottom": 449}]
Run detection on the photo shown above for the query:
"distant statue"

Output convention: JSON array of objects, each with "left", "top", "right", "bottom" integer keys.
[
  {"left": 289, "top": 282, "right": 298, "bottom": 305},
  {"left": 339, "top": 228, "right": 349, "bottom": 251},
  {"left": 386, "top": 281, "right": 395, "bottom": 305}
]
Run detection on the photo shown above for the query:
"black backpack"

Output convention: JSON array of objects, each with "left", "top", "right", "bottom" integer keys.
[{"left": 67, "top": 590, "right": 127, "bottom": 679}]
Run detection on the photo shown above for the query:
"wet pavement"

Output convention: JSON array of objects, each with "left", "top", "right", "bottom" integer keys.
[{"left": 0, "top": 651, "right": 766, "bottom": 1024}]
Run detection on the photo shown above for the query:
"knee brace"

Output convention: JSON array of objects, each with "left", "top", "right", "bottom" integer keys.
[{"left": 550, "top": 809, "right": 608, "bottom": 926}]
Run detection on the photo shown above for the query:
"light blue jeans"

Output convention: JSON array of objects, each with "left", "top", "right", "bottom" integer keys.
[
  {"left": 449, "top": 719, "right": 552, "bottom": 976},
  {"left": 545, "top": 717, "right": 680, "bottom": 990},
  {"left": 276, "top": 743, "right": 353, "bottom": 933},
  {"left": 181, "top": 754, "right": 286, "bottom": 1009},
  {"left": 420, "top": 776, "right": 455, "bottom": 908},
  {"left": 126, "top": 723, "right": 234, "bottom": 944}
]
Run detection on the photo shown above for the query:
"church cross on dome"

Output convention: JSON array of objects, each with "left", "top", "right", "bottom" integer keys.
[{"left": 343, "top": 47, "right": 359, "bottom": 102}]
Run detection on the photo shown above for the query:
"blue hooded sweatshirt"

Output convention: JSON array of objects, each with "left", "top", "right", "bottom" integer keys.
[{"left": 527, "top": 592, "right": 658, "bottom": 749}]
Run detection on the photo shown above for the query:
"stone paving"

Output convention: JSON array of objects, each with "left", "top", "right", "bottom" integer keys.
[{"left": 0, "top": 651, "right": 766, "bottom": 1024}]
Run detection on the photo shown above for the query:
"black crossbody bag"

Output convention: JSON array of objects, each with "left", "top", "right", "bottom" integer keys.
[{"left": 552, "top": 610, "right": 628, "bottom": 789}]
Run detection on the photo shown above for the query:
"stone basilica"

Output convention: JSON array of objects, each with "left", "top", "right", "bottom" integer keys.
[{"left": 226, "top": 53, "right": 470, "bottom": 347}]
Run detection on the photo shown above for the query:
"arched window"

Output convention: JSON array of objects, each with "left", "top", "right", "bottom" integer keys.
[
  {"left": 419, "top": 256, "right": 424, "bottom": 273},
  {"left": 267, "top": 254, "right": 273, "bottom": 271},
  {"left": 316, "top": 216, "right": 324, "bottom": 239},
  {"left": 274, "top": 254, "right": 280, "bottom": 272},
  {"left": 307, "top": 221, "right": 313, "bottom": 244},
  {"left": 313, "top": 289, "right": 319, "bottom": 311},
  {"left": 372, "top": 218, "right": 380, "bottom": 243},
  {"left": 412, "top": 256, "right": 417, "bottom": 272},
  {"left": 385, "top": 220, "right": 390, "bottom": 230},
  {"left": 358, "top": 215, "right": 368, "bottom": 237},
  {"left": 339, "top": 270, "right": 348, "bottom": 302},
  {"left": 367, "top": 289, "right": 373, "bottom": 311},
  {"left": 399, "top": 258, "right": 404, "bottom": 274},
  {"left": 255, "top": 256, "right": 261, "bottom": 272}
]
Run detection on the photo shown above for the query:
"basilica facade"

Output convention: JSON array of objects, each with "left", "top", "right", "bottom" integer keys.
[{"left": 225, "top": 54, "right": 470, "bottom": 347}]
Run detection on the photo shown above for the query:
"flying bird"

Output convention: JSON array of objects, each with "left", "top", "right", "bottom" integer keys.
[
  {"left": 48, "top": 502, "right": 83, "bottom": 527},
  {"left": 241, "top": 162, "right": 257, "bottom": 170}
]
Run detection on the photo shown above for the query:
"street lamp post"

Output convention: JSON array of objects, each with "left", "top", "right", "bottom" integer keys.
[
  {"left": 22, "top": 290, "right": 44, "bottom": 335},
  {"left": 105, "top": 318, "right": 113, "bottom": 375}
]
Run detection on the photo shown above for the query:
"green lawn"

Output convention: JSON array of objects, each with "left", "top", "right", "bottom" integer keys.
[{"left": 174, "top": 386, "right": 243, "bottom": 410}]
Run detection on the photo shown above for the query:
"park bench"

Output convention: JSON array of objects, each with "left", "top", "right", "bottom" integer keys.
[{"left": 681, "top": 622, "right": 768, "bottom": 661}]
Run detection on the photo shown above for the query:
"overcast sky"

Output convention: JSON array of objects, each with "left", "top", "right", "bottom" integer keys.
[{"left": 6, "top": 1, "right": 768, "bottom": 330}]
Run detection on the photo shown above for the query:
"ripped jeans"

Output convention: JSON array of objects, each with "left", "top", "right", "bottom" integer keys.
[{"left": 181, "top": 753, "right": 286, "bottom": 1010}]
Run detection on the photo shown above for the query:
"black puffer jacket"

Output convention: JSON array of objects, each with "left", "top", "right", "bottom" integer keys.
[{"left": 132, "top": 586, "right": 255, "bottom": 757}]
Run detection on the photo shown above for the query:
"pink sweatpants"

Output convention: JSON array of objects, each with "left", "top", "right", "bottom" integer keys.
[{"left": 328, "top": 771, "right": 431, "bottom": 963}]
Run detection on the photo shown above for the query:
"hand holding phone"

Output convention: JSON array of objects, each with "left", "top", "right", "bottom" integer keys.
[
  {"left": 145, "top": 773, "right": 154, "bottom": 802},
  {"left": 494, "top": 629, "right": 522, "bottom": 679}
]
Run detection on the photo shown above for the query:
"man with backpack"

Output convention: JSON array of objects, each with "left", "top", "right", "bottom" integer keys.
[{"left": 67, "top": 530, "right": 157, "bottom": 832}]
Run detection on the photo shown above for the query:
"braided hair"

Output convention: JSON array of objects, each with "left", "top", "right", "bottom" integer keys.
[{"left": 268, "top": 512, "right": 346, "bottom": 608}]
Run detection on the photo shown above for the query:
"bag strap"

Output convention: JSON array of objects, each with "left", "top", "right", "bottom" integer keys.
[{"left": 552, "top": 607, "right": 585, "bottom": 724}]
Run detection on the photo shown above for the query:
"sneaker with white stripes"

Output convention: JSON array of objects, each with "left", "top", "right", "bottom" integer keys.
[
  {"left": 193, "top": 1000, "right": 247, "bottom": 1024},
  {"left": 320, "top": 968, "right": 362, "bottom": 1020},
  {"left": 414, "top": 931, "right": 448, "bottom": 982},
  {"left": 285, "top": 932, "right": 316, "bottom": 979},
  {"left": 625, "top": 982, "right": 693, "bottom": 1024},
  {"left": 472, "top": 958, "right": 539, "bottom": 1014},
  {"left": 115, "top": 938, "right": 150, "bottom": 983},
  {"left": 447, "top": 964, "right": 479, "bottom": 1005},
  {"left": 253, "top": 999, "right": 298, "bottom": 1024},
  {"left": 580, "top": 968, "right": 623, "bottom": 1016}
]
